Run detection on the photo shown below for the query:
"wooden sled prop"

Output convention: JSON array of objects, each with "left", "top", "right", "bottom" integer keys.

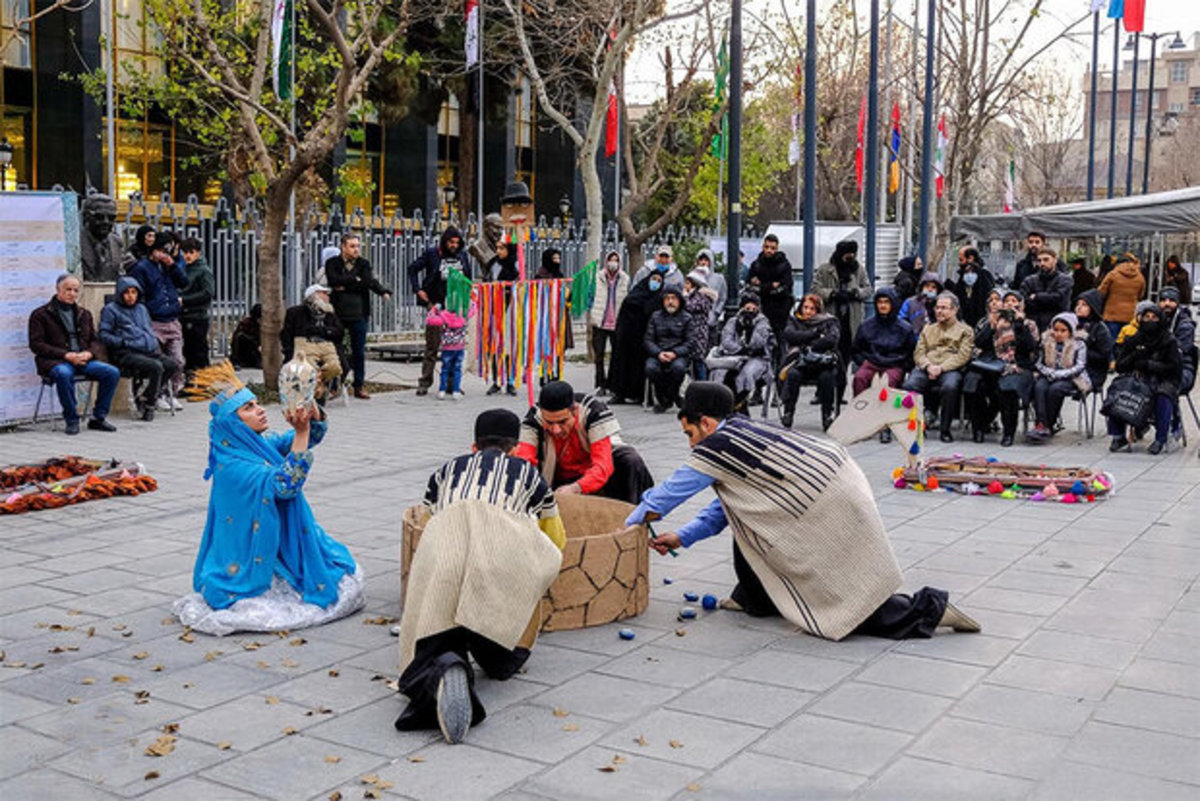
[
  {"left": 892, "top": 456, "right": 1114, "bottom": 502},
  {"left": 1, "top": 456, "right": 157, "bottom": 514}
]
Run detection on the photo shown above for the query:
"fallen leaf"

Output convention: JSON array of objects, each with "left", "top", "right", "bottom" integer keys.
[
  {"left": 134, "top": 690, "right": 151, "bottom": 705},
  {"left": 274, "top": 630, "right": 291, "bottom": 638},
  {"left": 281, "top": 659, "right": 299, "bottom": 668},
  {"left": 325, "top": 755, "right": 342, "bottom": 764},
  {"left": 552, "top": 707, "right": 570, "bottom": 717},
  {"left": 364, "top": 790, "right": 381, "bottom": 799},
  {"left": 121, "top": 632, "right": 134, "bottom": 638},
  {"left": 144, "top": 734, "right": 177, "bottom": 757},
  {"left": 257, "top": 661, "right": 271, "bottom": 670},
  {"left": 162, "top": 723, "right": 180, "bottom": 733},
  {"left": 242, "top": 642, "right": 263, "bottom": 651},
  {"left": 362, "top": 616, "right": 397, "bottom": 626},
  {"left": 161, "top": 617, "right": 174, "bottom": 625},
  {"left": 329, "top": 793, "right": 343, "bottom": 801},
  {"left": 265, "top": 696, "right": 280, "bottom": 705},
  {"left": 217, "top": 741, "right": 232, "bottom": 750},
  {"left": 598, "top": 765, "right": 618, "bottom": 773},
  {"left": 668, "top": 739, "right": 683, "bottom": 749},
  {"left": 111, "top": 675, "right": 131, "bottom": 683},
  {"left": 634, "top": 735, "right": 648, "bottom": 747},
  {"left": 182, "top": 682, "right": 194, "bottom": 689},
  {"left": 675, "top": 628, "right": 687, "bottom": 637},
  {"left": 685, "top": 783, "right": 702, "bottom": 792},
  {"left": 81, "top": 677, "right": 96, "bottom": 685},
  {"left": 328, "top": 669, "right": 340, "bottom": 678},
  {"left": 612, "top": 755, "right": 626, "bottom": 764},
  {"left": 3, "top": 661, "right": 26, "bottom": 669},
  {"left": 408, "top": 756, "right": 425, "bottom": 763},
  {"left": 132, "top": 651, "right": 149, "bottom": 660},
  {"left": 48, "top": 623, "right": 74, "bottom": 632},
  {"left": 86, "top": 627, "right": 95, "bottom": 637},
  {"left": 48, "top": 645, "right": 79, "bottom": 654},
  {"left": 68, "top": 609, "right": 83, "bottom": 616},
  {"left": 144, "top": 771, "right": 161, "bottom": 781},
  {"left": 178, "top": 631, "right": 195, "bottom": 643},
  {"left": 112, "top": 624, "right": 127, "bottom": 631},
  {"left": 562, "top": 723, "right": 580, "bottom": 732},
  {"left": 203, "top": 650, "right": 222, "bottom": 662},
  {"left": 289, "top": 637, "right": 307, "bottom": 646},
  {"left": 360, "top": 775, "right": 380, "bottom": 785},
  {"left": 67, "top": 697, "right": 81, "bottom": 704},
  {"left": 282, "top": 726, "right": 298, "bottom": 736},
  {"left": 151, "top": 665, "right": 165, "bottom": 672},
  {"left": 29, "top": 662, "right": 44, "bottom": 670},
  {"left": 305, "top": 706, "right": 334, "bottom": 717}
]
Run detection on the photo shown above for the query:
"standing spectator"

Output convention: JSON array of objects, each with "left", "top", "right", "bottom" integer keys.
[
  {"left": 643, "top": 288, "right": 693, "bottom": 413},
  {"left": 408, "top": 228, "right": 467, "bottom": 397},
  {"left": 1020, "top": 247, "right": 1074, "bottom": 332},
  {"left": 1073, "top": 289, "right": 1113, "bottom": 392},
  {"left": 852, "top": 288, "right": 916, "bottom": 398},
  {"left": 327, "top": 234, "right": 392, "bottom": 399},
  {"left": 281, "top": 284, "right": 345, "bottom": 402},
  {"left": 99, "top": 275, "right": 179, "bottom": 421},
  {"left": 1106, "top": 303, "right": 1181, "bottom": 455},
  {"left": 634, "top": 245, "right": 685, "bottom": 292},
  {"left": 534, "top": 248, "right": 565, "bottom": 279},
  {"left": 683, "top": 270, "right": 717, "bottom": 379},
  {"left": 947, "top": 247, "right": 996, "bottom": 328},
  {"left": 971, "top": 290, "right": 1039, "bottom": 447},
  {"left": 898, "top": 272, "right": 943, "bottom": 333},
  {"left": 122, "top": 224, "right": 156, "bottom": 271},
  {"left": 427, "top": 305, "right": 467, "bottom": 400},
  {"left": 708, "top": 292, "right": 773, "bottom": 410},
  {"left": 893, "top": 255, "right": 923, "bottom": 303},
  {"left": 1010, "top": 231, "right": 1066, "bottom": 287},
  {"left": 487, "top": 241, "right": 519, "bottom": 283},
  {"left": 779, "top": 294, "right": 841, "bottom": 431},
  {"left": 813, "top": 239, "right": 871, "bottom": 368},
  {"left": 606, "top": 269, "right": 666, "bottom": 404},
  {"left": 1097, "top": 253, "right": 1146, "bottom": 340},
  {"left": 27, "top": 274, "right": 119, "bottom": 435},
  {"left": 903, "top": 292, "right": 974, "bottom": 443},
  {"left": 179, "top": 237, "right": 213, "bottom": 372},
  {"left": 746, "top": 234, "right": 796, "bottom": 346},
  {"left": 589, "top": 250, "right": 628, "bottom": 395},
  {"left": 1028, "top": 312, "right": 1091, "bottom": 442},
  {"left": 691, "top": 249, "right": 728, "bottom": 340},
  {"left": 1163, "top": 255, "right": 1192, "bottom": 303},
  {"left": 128, "top": 237, "right": 188, "bottom": 408},
  {"left": 1070, "top": 255, "right": 1096, "bottom": 299}
]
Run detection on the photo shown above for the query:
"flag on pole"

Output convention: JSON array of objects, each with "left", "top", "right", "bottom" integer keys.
[
  {"left": 1123, "top": 0, "right": 1144, "bottom": 31},
  {"left": 711, "top": 39, "right": 729, "bottom": 158},
  {"left": 788, "top": 63, "right": 801, "bottom": 167},
  {"left": 605, "top": 81, "right": 619, "bottom": 158},
  {"left": 465, "top": 0, "right": 480, "bottom": 68},
  {"left": 855, "top": 93, "right": 867, "bottom": 194},
  {"left": 1003, "top": 159, "right": 1016, "bottom": 213},
  {"left": 888, "top": 101, "right": 901, "bottom": 194},
  {"left": 1107, "top": 0, "right": 1124, "bottom": 19},
  {"left": 934, "top": 115, "right": 948, "bottom": 198},
  {"left": 271, "top": 0, "right": 293, "bottom": 100}
]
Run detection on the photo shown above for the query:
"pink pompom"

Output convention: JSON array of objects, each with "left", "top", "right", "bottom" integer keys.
[{"left": 893, "top": 478, "right": 908, "bottom": 489}]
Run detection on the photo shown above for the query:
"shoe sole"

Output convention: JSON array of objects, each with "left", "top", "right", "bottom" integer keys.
[{"left": 436, "top": 665, "right": 471, "bottom": 744}]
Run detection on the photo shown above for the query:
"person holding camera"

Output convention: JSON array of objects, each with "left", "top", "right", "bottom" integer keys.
[
  {"left": 128, "top": 230, "right": 189, "bottom": 407},
  {"left": 779, "top": 294, "right": 841, "bottom": 431}
]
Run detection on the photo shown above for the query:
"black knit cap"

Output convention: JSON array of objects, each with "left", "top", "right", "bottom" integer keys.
[
  {"left": 677, "top": 381, "right": 735, "bottom": 421},
  {"left": 739, "top": 290, "right": 761, "bottom": 309},
  {"left": 538, "top": 380, "right": 576, "bottom": 412},
  {"left": 1160, "top": 286, "right": 1182, "bottom": 302},
  {"left": 474, "top": 408, "right": 521, "bottom": 443}
]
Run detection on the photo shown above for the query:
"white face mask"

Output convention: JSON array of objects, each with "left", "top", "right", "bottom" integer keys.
[
  {"left": 606, "top": 259, "right": 620, "bottom": 272},
  {"left": 962, "top": 272, "right": 979, "bottom": 287}
]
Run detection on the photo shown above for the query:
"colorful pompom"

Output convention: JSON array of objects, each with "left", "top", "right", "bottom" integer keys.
[
  {"left": 1030, "top": 492, "right": 1046, "bottom": 502},
  {"left": 913, "top": 483, "right": 926, "bottom": 492},
  {"left": 894, "top": 396, "right": 903, "bottom": 408},
  {"left": 962, "top": 482, "right": 981, "bottom": 495},
  {"left": 1070, "top": 480, "right": 1087, "bottom": 495},
  {"left": 986, "top": 456, "right": 999, "bottom": 463},
  {"left": 902, "top": 393, "right": 915, "bottom": 408},
  {"left": 894, "top": 478, "right": 908, "bottom": 489},
  {"left": 1060, "top": 493, "right": 1078, "bottom": 504},
  {"left": 909, "top": 442, "right": 921, "bottom": 455},
  {"left": 891, "top": 467, "right": 905, "bottom": 479},
  {"left": 1043, "top": 483, "right": 1059, "bottom": 498},
  {"left": 1000, "top": 489, "right": 1016, "bottom": 499},
  {"left": 1086, "top": 493, "right": 1096, "bottom": 503},
  {"left": 926, "top": 476, "right": 940, "bottom": 490},
  {"left": 987, "top": 481, "right": 1004, "bottom": 495},
  {"left": 879, "top": 388, "right": 890, "bottom": 401}
]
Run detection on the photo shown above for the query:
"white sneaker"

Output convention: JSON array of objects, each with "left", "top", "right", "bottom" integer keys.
[
  {"left": 155, "top": 397, "right": 172, "bottom": 412},
  {"left": 169, "top": 396, "right": 183, "bottom": 411},
  {"left": 452, "top": 392, "right": 464, "bottom": 401},
  {"left": 437, "top": 391, "right": 446, "bottom": 400}
]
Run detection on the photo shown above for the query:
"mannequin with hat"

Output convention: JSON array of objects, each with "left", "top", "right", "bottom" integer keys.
[{"left": 625, "top": 382, "right": 981, "bottom": 641}]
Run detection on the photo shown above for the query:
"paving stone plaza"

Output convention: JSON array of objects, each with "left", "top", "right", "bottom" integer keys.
[{"left": 1, "top": 360, "right": 1198, "bottom": 800}]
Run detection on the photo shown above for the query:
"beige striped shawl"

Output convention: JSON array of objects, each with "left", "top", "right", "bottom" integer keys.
[{"left": 687, "top": 418, "right": 902, "bottom": 641}]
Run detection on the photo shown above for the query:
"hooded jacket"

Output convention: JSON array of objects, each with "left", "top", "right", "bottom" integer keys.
[
  {"left": 1097, "top": 260, "right": 1146, "bottom": 323},
  {"left": 898, "top": 271, "right": 942, "bottom": 332},
  {"left": 693, "top": 249, "right": 729, "bottom": 323},
  {"left": 1019, "top": 267, "right": 1074, "bottom": 331},
  {"left": 406, "top": 227, "right": 470, "bottom": 297},
  {"left": 633, "top": 260, "right": 685, "bottom": 292},
  {"left": 1115, "top": 315, "right": 1182, "bottom": 398},
  {"left": 589, "top": 251, "right": 630, "bottom": 328},
  {"left": 128, "top": 252, "right": 189, "bottom": 322},
  {"left": 180, "top": 255, "right": 215, "bottom": 321},
  {"left": 719, "top": 308, "right": 773, "bottom": 358},
  {"left": 535, "top": 248, "right": 565, "bottom": 280},
  {"left": 1074, "top": 289, "right": 1113, "bottom": 389},
  {"left": 99, "top": 276, "right": 161, "bottom": 355},
  {"left": 893, "top": 255, "right": 922, "bottom": 302},
  {"left": 853, "top": 288, "right": 916, "bottom": 368},
  {"left": 948, "top": 262, "right": 997, "bottom": 328},
  {"left": 643, "top": 288, "right": 693, "bottom": 357}
]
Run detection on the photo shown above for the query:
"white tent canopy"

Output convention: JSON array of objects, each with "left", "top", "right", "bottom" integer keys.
[{"left": 950, "top": 186, "right": 1200, "bottom": 242}]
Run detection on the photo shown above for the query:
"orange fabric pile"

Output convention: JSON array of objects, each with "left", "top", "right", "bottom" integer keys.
[{"left": 0, "top": 457, "right": 158, "bottom": 515}]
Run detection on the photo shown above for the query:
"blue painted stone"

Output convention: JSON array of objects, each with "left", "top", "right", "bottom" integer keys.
[
  {"left": 618, "top": 628, "right": 636, "bottom": 640},
  {"left": 701, "top": 594, "right": 719, "bottom": 610},
  {"left": 678, "top": 606, "right": 698, "bottom": 619},
  {"left": 683, "top": 591, "right": 699, "bottom": 602},
  {"left": 662, "top": 577, "right": 674, "bottom": 585}
]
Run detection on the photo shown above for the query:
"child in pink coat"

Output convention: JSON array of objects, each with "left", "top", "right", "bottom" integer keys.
[{"left": 426, "top": 307, "right": 467, "bottom": 399}]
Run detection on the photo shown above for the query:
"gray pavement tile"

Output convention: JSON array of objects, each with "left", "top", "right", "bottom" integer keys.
[
  {"left": 139, "top": 776, "right": 266, "bottom": 800},
  {"left": 594, "top": 644, "right": 732, "bottom": 689},
  {"left": 651, "top": 617, "right": 783, "bottom": 661},
  {"left": 854, "top": 652, "right": 988, "bottom": 698},
  {"left": 1029, "top": 761, "right": 1200, "bottom": 801},
  {"left": 0, "top": 626, "right": 127, "bottom": 668},
  {"left": 20, "top": 691, "right": 197, "bottom": 747},
  {"left": 55, "top": 587, "right": 175, "bottom": 619},
  {"left": 39, "top": 567, "right": 150, "bottom": 595},
  {"left": 267, "top": 664, "right": 397, "bottom": 714},
  {"left": 539, "top": 623, "right": 667, "bottom": 655},
  {"left": 1012, "top": 552, "right": 1110, "bottom": 579},
  {"left": 1093, "top": 687, "right": 1200, "bottom": 738},
  {"left": 0, "top": 767, "right": 120, "bottom": 799},
  {"left": 201, "top": 735, "right": 389, "bottom": 801},
  {"left": 665, "top": 676, "right": 814, "bottom": 728},
  {"left": 0, "top": 726, "right": 72, "bottom": 781},
  {"left": 220, "top": 636, "right": 366, "bottom": 678},
  {"left": 1138, "top": 630, "right": 1200, "bottom": 666},
  {"left": 471, "top": 676, "right": 548, "bottom": 717},
  {"left": 361, "top": 743, "right": 543, "bottom": 801},
  {"left": 530, "top": 673, "right": 682, "bottom": 723},
  {"left": 1015, "top": 629, "right": 1141, "bottom": 670},
  {"left": 1065, "top": 721, "right": 1200, "bottom": 786},
  {"left": 521, "top": 745, "right": 701, "bottom": 801},
  {"left": 512, "top": 643, "right": 609, "bottom": 686},
  {"left": 174, "top": 693, "right": 326, "bottom": 752},
  {"left": 984, "top": 567, "right": 1089, "bottom": 597},
  {"left": 0, "top": 687, "right": 57, "bottom": 725},
  {"left": 1040, "top": 607, "right": 1158, "bottom": 644},
  {"left": 0, "top": 584, "right": 80, "bottom": 615},
  {"left": 1161, "top": 608, "right": 1200, "bottom": 636},
  {"left": 949, "top": 683, "right": 1096, "bottom": 737},
  {"left": 752, "top": 713, "right": 910, "bottom": 776},
  {"left": 687, "top": 751, "right": 863, "bottom": 799},
  {"left": 908, "top": 717, "right": 1069, "bottom": 781},
  {"left": 1118, "top": 657, "right": 1200, "bottom": 699},
  {"left": 303, "top": 695, "right": 437, "bottom": 757},
  {"left": 5, "top": 535, "right": 111, "bottom": 558},
  {"left": 985, "top": 654, "right": 1119, "bottom": 700},
  {"left": 599, "top": 708, "right": 763, "bottom": 769},
  {"left": 806, "top": 682, "right": 953, "bottom": 734},
  {"left": 915, "top": 551, "right": 1014, "bottom": 577},
  {"left": 897, "top": 567, "right": 988, "bottom": 595},
  {"left": 857, "top": 756, "right": 1034, "bottom": 801},
  {"left": 466, "top": 703, "right": 610, "bottom": 764},
  {"left": 892, "top": 632, "right": 1018, "bottom": 666},
  {"left": 962, "top": 586, "right": 1069, "bottom": 617},
  {"left": 952, "top": 608, "right": 1043, "bottom": 641},
  {"left": 87, "top": 606, "right": 190, "bottom": 642},
  {"left": 49, "top": 726, "right": 232, "bottom": 797},
  {"left": 0, "top": 565, "right": 62, "bottom": 587},
  {"left": 1107, "top": 554, "right": 1200, "bottom": 580},
  {"left": 724, "top": 648, "right": 858, "bottom": 692},
  {"left": 0, "top": 658, "right": 156, "bottom": 704},
  {"left": 141, "top": 661, "right": 286, "bottom": 710},
  {"left": 767, "top": 631, "right": 897, "bottom": 663}
]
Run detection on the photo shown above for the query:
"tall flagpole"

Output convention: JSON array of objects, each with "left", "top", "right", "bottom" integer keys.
[
  {"left": 1107, "top": 21, "right": 1119, "bottom": 199},
  {"left": 725, "top": 0, "right": 742, "bottom": 306},
  {"left": 802, "top": 0, "right": 817, "bottom": 291},
  {"left": 288, "top": 0, "right": 297, "bottom": 290},
  {"left": 1086, "top": 10, "right": 1099, "bottom": 200},
  {"left": 916, "top": 0, "right": 936, "bottom": 264},
  {"left": 864, "top": 0, "right": 880, "bottom": 282},
  {"left": 903, "top": 0, "right": 918, "bottom": 255},
  {"left": 477, "top": 0, "right": 485, "bottom": 224},
  {"left": 1125, "top": 32, "right": 1139, "bottom": 197}
]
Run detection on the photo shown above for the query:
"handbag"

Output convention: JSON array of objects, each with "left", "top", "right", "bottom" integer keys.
[
  {"left": 705, "top": 347, "right": 746, "bottom": 372},
  {"left": 970, "top": 356, "right": 1006, "bottom": 374},
  {"left": 1101, "top": 374, "right": 1152, "bottom": 428},
  {"left": 800, "top": 349, "right": 838, "bottom": 367}
]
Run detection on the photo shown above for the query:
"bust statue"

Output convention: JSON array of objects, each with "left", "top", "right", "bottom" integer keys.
[
  {"left": 80, "top": 194, "right": 123, "bottom": 282},
  {"left": 468, "top": 212, "right": 505, "bottom": 274}
]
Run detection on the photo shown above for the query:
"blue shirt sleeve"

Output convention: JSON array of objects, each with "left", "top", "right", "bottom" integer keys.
[
  {"left": 676, "top": 497, "right": 728, "bottom": 548},
  {"left": 626, "top": 464, "right": 725, "bottom": 548}
]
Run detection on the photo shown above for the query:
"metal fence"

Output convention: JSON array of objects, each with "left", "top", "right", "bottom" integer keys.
[{"left": 110, "top": 192, "right": 750, "bottom": 358}]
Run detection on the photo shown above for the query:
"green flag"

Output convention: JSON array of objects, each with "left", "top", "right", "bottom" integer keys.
[
  {"left": 271, "top": 0, "right": 294, "bottom": 101},
  {"left": 711, "top": 39, "right": 729, "bottom": 159}
]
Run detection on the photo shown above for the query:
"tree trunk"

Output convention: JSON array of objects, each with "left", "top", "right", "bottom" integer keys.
[
  {"left": 459, "top": 97, "right": 477, "bottom": 228},
  {"left": 257, "top": 185, "right": 290, "bottom": 392},
  {"left": 579, "top": 141, "right": 604, "bottom": 265}
]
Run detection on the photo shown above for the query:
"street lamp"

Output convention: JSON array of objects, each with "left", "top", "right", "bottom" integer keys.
[
  {"left": 441, "top": 183, "right": 457, "bottom": 219},
  {"left": 1140, "top": 31, "right": 1186, "bottom": 194},
  {"left": 558, "top": 194, "right": 571, "bottom": 224},
  {"left": 0, "top": 137, "right": 13, "bottom": 191}
]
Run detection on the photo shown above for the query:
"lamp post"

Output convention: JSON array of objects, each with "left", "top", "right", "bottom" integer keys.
[
  {"left": 0, "top": 137, "right": 12, "bottom": 191},
  {"left": 1141, "top": 32, "right": 1186, "bottom": 194},
  {"left": 1124, "top": 33, "right": 1140, "bottom": 197},
  {"left": 558, "top": 194, "right": 572, "bottom": 226},
  {"left": 725, "top": 0, "right": 743, "bottom": 311},
  {"left": 802, "top": 0, "right": 817, "bottom": 291},
  {"left": 442, "top": 183, "right": 458, "bottom": 221},
  {"left": 1107, "top": 23, "right": 1119, "bottom": 199},
  {"left": 1086, "top": 9, "right": 1100, "bottom": 201}
]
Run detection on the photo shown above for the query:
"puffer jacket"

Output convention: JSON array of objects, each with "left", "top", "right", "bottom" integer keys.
[
  {"left": 589, "top": 255, "right": 630, "bottom": 327},
  {"left": 1075, "top": 289, "right": 1113, "bottom": 389},
  {"left": 898, "top": 271, "right": 942, "bottom": 332},
  {"left": 99, "top": 276, "right": 161, "bottom": 354},
  {"left": 1115, "top": 322, "right": 1182, "bottom": 398},
  {"left": 128, "top": 254, "right": 188, "bottom": 322},
  {"left": 1020, "top": 268, "right": 1074, "bottom": 331},
  {"left": 783, "top": 311, "right": 840, "bottom": 356},
  {"left": 1036, "top": 312, "right": 1091, "bottom": 393},
  {"left": 1097, "top": 260, "right": 1146, "bottom": 323},
  {"left": 643, "top": 291, "right": 693, "bottom": 357},
  {"left": 853, "top": 287, "right": 916, "bottom": 368}
]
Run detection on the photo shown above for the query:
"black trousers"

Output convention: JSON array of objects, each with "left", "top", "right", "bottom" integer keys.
[
  {"left": 783, "top": 364, "right": 837, "bottom": 417},
  {"left": 181, "top": 317, "right": 210, "bottom": 371},
  {"left": 644, "top": 356, "right": 690, "bottom": 406},
  {"left": 554, "top": 444, "right": 655, "bottom": 505},
  {"left": 394, "top": 627, "right": 529, "bottom": 732},
  {"left": 730, "top": 540, "right": 948, "bottom": 640},
  {"left": 111, "top": 349, "right": 179, "bottom": 405},
  {"left": 592, "top": 326, "right": 616, "bottom": 390}
]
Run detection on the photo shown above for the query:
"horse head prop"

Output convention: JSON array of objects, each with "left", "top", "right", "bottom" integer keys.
[{"left": 826, "top": 372, "right": 926, "bottom": 464}]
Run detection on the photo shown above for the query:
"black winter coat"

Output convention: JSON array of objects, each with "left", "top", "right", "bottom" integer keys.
[
  {"left": 1075, "top": 289, "right": 1112, "bottom": 390},
  {"left": 644, "top": 308, "right": 693, "bottom": 358},
  {"left": 783, "top": 313, "right": 840, "bottom": 355},
  {"left": 1115, "top": 326, "right": 1182, "bottom": 398},
  {"left": 326, "top": 257, "right": 390, "bottom": 321},
  {"left": 1019, "top": 269, "right": 1074, "bottom": 331},
  {"left": 851, "top": 288, "right": 915, "bottom": 368},
  {"left": 281, "top": 304, "right": 345, "bottom": 362},
  {"left": 948, "top": 267, "right": 997, "bottom": 328}
]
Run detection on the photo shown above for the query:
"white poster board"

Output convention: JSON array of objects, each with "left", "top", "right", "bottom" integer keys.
[{"left": 0, "top": 192, "right": 80, "bottom": 427}]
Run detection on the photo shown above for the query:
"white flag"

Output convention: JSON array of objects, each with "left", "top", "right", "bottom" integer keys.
[
  {"left": 465, "top": 0, "right": 480, "bottom": 68},
  {"left": 271, "top": 0, "right": 293, "bottom": 101}
]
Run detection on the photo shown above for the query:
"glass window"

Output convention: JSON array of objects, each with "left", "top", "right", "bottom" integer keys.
[
  {"left": 1170, "top": 102, "right": 1185, "bottom": 113},
  {"left": 1192, "top": 89, "right": 1200, "bottom": 105},
  {"left": 1, "top": 0, "right": 31, "bottom": 68},
  {"left": 112, "top": 0, "right": 165, "bottom": 78},
  {"left": 1170, "top": 61, "right": 1188, "bottom": 83},
  {"left": 102, "top": 119, "right": 169, "bottom": 198},
  {"left": 0, "top": 109, "right": 30, "bottom": 187}
]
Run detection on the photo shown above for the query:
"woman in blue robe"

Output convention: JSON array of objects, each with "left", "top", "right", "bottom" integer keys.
[{"left": 175, "top": 387, "right": 364, "bottom": 635}]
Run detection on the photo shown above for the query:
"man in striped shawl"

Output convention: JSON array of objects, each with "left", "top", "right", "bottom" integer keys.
[{"left": 627, "top": 382, "right": 979, "bottom": 641}]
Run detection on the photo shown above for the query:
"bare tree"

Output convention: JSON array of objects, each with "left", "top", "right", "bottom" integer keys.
[{"left": 1, "top": 0, "right": 90, "bottom": 54}]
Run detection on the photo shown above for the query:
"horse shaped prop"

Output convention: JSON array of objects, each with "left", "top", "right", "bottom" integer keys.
[{"left": 826, "top": 372, "right": 926, "bottom": 464}]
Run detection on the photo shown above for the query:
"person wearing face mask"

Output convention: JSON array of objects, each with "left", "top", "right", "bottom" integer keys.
[
  {"left": 643, "top": 288, "right": 694, "bottom": 413},
  {"left": 683, "top": 270, "right": 719, "bottom": 380},
  {"left": 588, "top": 250, "right": 629, "bottom": 395},
  {"left": 1105, "top": 303, "right": 1182, "bottom": 454},
  {"left": 633, "top": 245, "right": 685, "bottom": 292},
  {"left": 948, "top": 247, "right": 996, "bottom": 328},
  {"left": 898, "top": 272, "right": 943, "bottom": 333},
  {"left": 707, "top": 293, "right": 773, "bottom": 411},
  {"left": 813, "top": 239, "right": 871, "bottom": 368},
  {"left": 893, "top": 255, "right": 923, "bottom": 302},
  {"left": 971, "top": 290, "right": 1039, "bottom": 446},
  {"left": 281, "top": 285, "right": 346, "bottom": 405},
  {"left": 606, "top": 262, "right": 668, "bottom": 404},
  {"left": 690, "top": 249, "right": 728, "bottom": 342}
]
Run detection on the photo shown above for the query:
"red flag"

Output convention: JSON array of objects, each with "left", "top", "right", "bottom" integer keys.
[
  {"left": 1123, "top": 0, "right": 1144, "bottom": 32},
  {"left": 855, "top": 93, "right": 866, "bottom": 194},
  {"left": 605, "top": 82, "right": 618, "bottom": 158}
]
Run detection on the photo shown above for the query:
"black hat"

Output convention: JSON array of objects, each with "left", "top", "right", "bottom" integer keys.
[
  {"left": 1160, "top": 286, "right": 1182, "bottom": 302},
  {"left": 739, "top": 291, "right": 760, "bottom": 309},
  {"left": 475, "top": 409, "right": 521, "bottom": 443},
  {"left": 501, "top": 180, "right": 532, "bottom": 205},
  {"left": 677, "top": 382, "right": 735, "bottom": 421},
  {"left": 538, "top": 380, "right": 575, "bottom": 412}
]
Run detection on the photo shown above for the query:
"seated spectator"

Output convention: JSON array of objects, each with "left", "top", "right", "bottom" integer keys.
[
  {"left": 683, "top": 270, "right": 718, "bottom": 380},
  {"left": 1073, "top": 289, "right": 1113, "bottom": 392},
  {"left": 281, "top": 284, "right": 345, "bottom": 403},
  {"left": 1098, "top": 253, "right": 1146, "bottom": 340},
  {"left": 27, "top": 274, "right": 119, "bottom": 435},
  {"left": 1160, "top": 287, "right": 1195, "bottom": 393},
  {"left": 99, "top": 276, "right": 179, "bottom": 421},
  {"left": 643, "top": 287, "right": 693, "bottom": 412},
  {"left": 970, "top": 289, "right": 1039, "bottom": 446},
  {"left": 707, "top": 292, "right": 773, "bottom": 411},
  {"left": 903, "top": 292, "right": 974, "bottom": 443},
  {"left": 963, "top": 288, "right": 1009, "bottom": 442},
  {"left": 1163, "top": 255, "right": 1192, "bottom": 303},
  {"left": 898, "top": 272, "right": 942, "bottom": 332},
  {"left": 230, "top": 303, "right": 263, "bottom": 370},
  {"left": 1106, "top": 303, "right": 1181, "bottom": 455},
  {"left": 779, "top": 294, "right": 840, "bottom": 431},
  {"left": 1028, "top": 313, "right": 1091, "bottom": 442},
  {"left": 852, "top": 288, "right": 915, "bottom": 399},
  {"left": 947, "top": 247, "right": 996, "bottom": 328},
  {"left": 1020, "top": 247, "right": 1074, "bottom": 332},
  {"left": 516, "top": 381, "right": 654, "bottom": 503}
]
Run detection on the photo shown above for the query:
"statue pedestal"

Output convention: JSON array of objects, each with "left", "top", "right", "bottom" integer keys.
[{"left": 401, "top": 494, "right": 650, "bottom": 632}]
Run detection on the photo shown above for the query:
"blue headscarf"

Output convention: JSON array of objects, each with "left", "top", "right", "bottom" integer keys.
[{"left": 192, "top": 389, "right": 355, "bottom": 610}]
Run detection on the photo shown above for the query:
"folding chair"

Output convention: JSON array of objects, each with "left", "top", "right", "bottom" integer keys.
[{"left": 32, "top": 373, "right": 96, "bottom": 428}]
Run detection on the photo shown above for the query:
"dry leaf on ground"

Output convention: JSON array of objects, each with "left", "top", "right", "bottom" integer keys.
[
  {"left": 80, "top": 677, "right": 96, "bottom": 685},
  {"left": 634, "top": 735, "right": 648, "bottom": 747},
  {"left": 562, "top": 723, "right": 580, "bottom": 732},
  {"left": 162, "top": 723, "right": 180, "bottom": 733},
  {"left": 552, "top": 707, "right": 569, "bottom": 717},
  {"left": 325, "top": 755, "right": 342, "bottom": 764},
  {"left": 598, "top": 765, "right": 618, "bottom": 773},
  {"left": 132, "top": 652, "right": 149, "bottom": 660},
  {"left": 144, "top": 734, "right": 177, "bottom": 757},
  {"left": 217, "top": 741, "right": 232, "bottom": 750},
  {"left": 408, "top": 756, "right": 426, "bottom": 763},
  {"left": 265, "top": 696, "right": 280, "bottom": 705},
  {"left": 111, "top": 675, "right": 131, "bottom": 683},
  {"left": 282, "top": 727, "right": 298, "bottom": 736},
  {"left": 144, "top": 771, "right": 160, "bottom": 781},
  {"left": 328, "top": 669, "right": 340, "bottom": 677},
  {"left": 668, "top": 739, "right": 683, "bottom": 749},
  {"left": 685, "top": 783, "right": 702, "bottom": 791}
]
